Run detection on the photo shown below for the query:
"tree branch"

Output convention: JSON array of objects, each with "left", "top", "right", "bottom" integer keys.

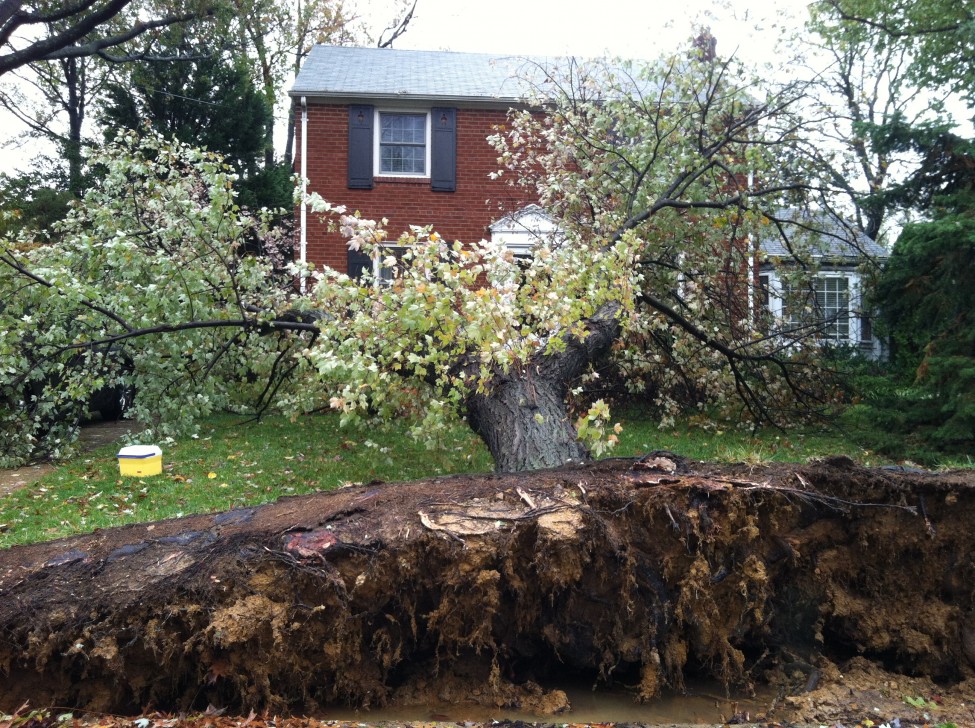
[
  {"left": 0, "top": 0, "right": 201, "bottom": 76},
  {"left": 825, "top": 0, "right": 968, "bottom": 37},
  {"left": 377, "top": 0, "right": 416, "bottom": 48}
]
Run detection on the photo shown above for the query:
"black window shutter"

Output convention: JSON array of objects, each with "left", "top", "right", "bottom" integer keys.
[
  {"left": 430, "top": 107, "right": 456, "bottom": 192},
  {"left": 347, "top": 248, "right": 372, "bottom": 279},
  {"left": 348, "top": 105, "right": 374, "bottom": 189}
]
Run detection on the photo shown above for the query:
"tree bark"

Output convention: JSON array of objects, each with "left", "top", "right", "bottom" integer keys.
[
  {"left": 467, "top": 373, "right": 588, "bottom": 472},
  {"left": 465, "top": 301, "right": 622, "bottom": 472},
  {"left": 63, "top": 56, "right": 85, "bottom": 196}
]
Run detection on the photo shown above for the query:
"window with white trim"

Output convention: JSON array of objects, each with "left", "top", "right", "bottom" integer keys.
[
  {"left": 813, "top": 276, "right": 851, "bottom": 340},
  {"left": 373, "top": 244, "right": 411, "bottom": 285},
  {"left": 772, "top": 272, "right": 861, "bottom": 343},
  {"left": 375, "top": 111, "right": 430, "bottom": 177},
  {"left": 783, "top": 276, "right": 851, "bottom": 341},
  {"left": 489, "top": 205, "right": 566, "bottom": 259}
]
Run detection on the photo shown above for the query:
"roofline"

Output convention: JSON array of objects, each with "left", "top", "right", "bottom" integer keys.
[
  {"left": 288, "top": 90, "right": 531, "bottom": 108},
  {"left": 758, "top": 258, "right": 883, "bottom": 271}
]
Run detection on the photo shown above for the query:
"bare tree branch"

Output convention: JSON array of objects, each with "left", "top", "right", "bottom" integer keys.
[{"left": 377, "top": 0, "right": 416, "bottom": 48}]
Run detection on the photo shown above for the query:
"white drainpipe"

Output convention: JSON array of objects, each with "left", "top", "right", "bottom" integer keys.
[{"left": 299, "top": 95, "right": 308, "bottom": 294}]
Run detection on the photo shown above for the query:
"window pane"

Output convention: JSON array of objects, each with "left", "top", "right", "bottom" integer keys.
[
  {"left": 381, "top": 114, "right": 425, "bottom": 144},
  {"left": 815, "top": 277, "right": 849, "bottom": 340},
  {"left": 782, "top": 276, "right": 852, "bottom": 341},
  {"left": 376, "top": 245, "right": 411, "bottom": 285},
  {"left": 378, "top": 112, "right": 426, "bottom": 174},
  {"left": 381, "top": 145, "right": 425, "bottom": 174},
  {"left": 758, "top": 274, "right": 770, "bottom": 308}
]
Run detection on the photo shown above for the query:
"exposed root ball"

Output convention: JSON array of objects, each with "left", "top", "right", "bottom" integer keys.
[{"left": 0, "top": 460, "right": 973, "bottom": 715}]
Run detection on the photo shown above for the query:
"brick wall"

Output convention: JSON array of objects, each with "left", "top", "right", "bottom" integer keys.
[{"left": 295, "top": 102, "right": 533, "bottom": 274}]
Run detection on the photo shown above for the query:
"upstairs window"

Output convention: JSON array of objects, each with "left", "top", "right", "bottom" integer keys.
[
  {"left": 377, "top": 111, "right": 429, "bottom": 176},
  {"left": 348, "top": 105, "right": 455, "bottom": 191}
]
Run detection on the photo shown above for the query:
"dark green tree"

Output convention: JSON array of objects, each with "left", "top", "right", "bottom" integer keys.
[
  {"left": 858, "top": 202, "right": 975, "bottom": 458},
  {"left": 101, "top": 45, "right": 273, "bottom": 183},
  {"left": 0, "top": 167, "right": 74, "bottom": 242},
  {"left": 812, "top": 0, "right": 975, "bottom": 459},
  {"left": 848, "top": 133, "right": 975, "bottom": 460}
]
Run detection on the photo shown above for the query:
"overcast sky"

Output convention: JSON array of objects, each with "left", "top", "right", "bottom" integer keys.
[
  {"left": 366, "top": 0, "right": 811, "bottom": 63},
  {"left": 0, "top": 0, "right": 814, "bottom": 173}
]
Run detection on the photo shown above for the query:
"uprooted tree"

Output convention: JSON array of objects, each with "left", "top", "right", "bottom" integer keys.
[{"left": 1, "top": 44, "right": 850, "bottom": 471}]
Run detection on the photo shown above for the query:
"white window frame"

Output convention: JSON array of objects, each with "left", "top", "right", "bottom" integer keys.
[
  {"left": 489, "top": 205, "right": 566, "bottom": 258},
  {"left": 763, "top": 270, "right": 866, "bottom": 345},
  {"left": 812, "top": 275, "right": 852, "bottom": 341},
  {"left": 371, "top": 243, "right": 412, "bottom": 287},
  {"left": 374, "top": 109, "right": 431, "bottom": 178}
]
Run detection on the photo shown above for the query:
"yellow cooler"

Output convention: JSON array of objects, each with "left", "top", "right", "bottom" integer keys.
[{"left": 117, "top": 445, "right": 163, "bottom": 476}]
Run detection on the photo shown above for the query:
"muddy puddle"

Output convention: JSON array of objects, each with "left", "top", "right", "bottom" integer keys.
[{"left": 318, "top": 680, "right": 773, "bottom": 724}]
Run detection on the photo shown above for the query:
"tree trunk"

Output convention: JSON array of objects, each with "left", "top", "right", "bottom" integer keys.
[
  {"left": 63, "top": 56, "right": 86, "bottom": 196},
  {"left": 285, "top": 100, "right": 295, "bottom": 169},
  {"left": 467, "top": 372, "right": 588, "bottom": 472},
  {"left": 466, "top": 301, "right": 622, "bottom": 472}
]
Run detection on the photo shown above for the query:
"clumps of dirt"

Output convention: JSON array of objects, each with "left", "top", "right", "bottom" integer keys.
[
  {"left": 780, "top": 656, "right": 975, "bottom": 726},
  {"left": 0, "top": 459, "right": 973, "bottom": 723}
]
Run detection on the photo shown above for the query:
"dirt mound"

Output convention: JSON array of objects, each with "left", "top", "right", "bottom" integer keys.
[{"left": 0, "top": 458, "right": 973, "bottom": 725}]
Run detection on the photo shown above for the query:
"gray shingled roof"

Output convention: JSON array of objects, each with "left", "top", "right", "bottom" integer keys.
[
  {"left": 760, "top": 209, "right": 888, "bottom": 261},
  {"left": 290, "top": 45, "right": 546, "bottom": 103}
]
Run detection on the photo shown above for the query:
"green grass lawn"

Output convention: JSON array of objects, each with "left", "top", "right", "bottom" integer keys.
[
  {"left": 0, "top": 414, "right": 492, "bottom": 548},
  {"left": 0, "top": 408, "right": 941, "bottom": 549}
]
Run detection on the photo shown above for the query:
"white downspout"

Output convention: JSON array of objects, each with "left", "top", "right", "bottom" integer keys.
[
  {"left": 299, "top": 96, "right": 308, "bottom": 294},
  {"left": 747, "top": 235, "right": 755, "bottom": 321}
]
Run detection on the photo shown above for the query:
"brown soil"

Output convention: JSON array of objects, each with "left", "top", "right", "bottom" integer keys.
[{"left": 0, "top": 456, "right": 973, "bottom": 727}]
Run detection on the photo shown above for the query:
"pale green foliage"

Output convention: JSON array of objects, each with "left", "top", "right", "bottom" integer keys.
[
  {"left": 301, "top": 198, "right": 639, "bottom": 452},
  {"left": 299, "top": 50, "right": 833, "bottom": 459},
  {"left": 819, "top": 0, "right": 975, "bottom": 107},
  {"left": 490, "top": 52, "right": 825, "bottom": 427},
  {"left": 1, "top": 46, "right": 832, "bottom": 471},
  {"left": 574, "top": 399, "right": 622, "bottom": 457},
  {"left": 0, "top": 131, "right": 303, "bottom": 466}
]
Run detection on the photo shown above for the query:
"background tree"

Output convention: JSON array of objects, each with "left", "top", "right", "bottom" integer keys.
[
  {"left": 0, "top": 0, "right": 222, "bottom": 201},
  {"left": 0, "top": 54, "right": 102, "bottom": 195},
  {"left": 1, "top": 0, "right": 400, "bottom": 226},
  {"left": 0, "top": 165, "right": 73, "bottom": 240},
  {"left": 843, "top": 132, "right": 975, "bottom": 461},
  {"left": 823, "top": 0, "right": 975, "bottom": 107},
  {"left": 100, "top": 34, "right": 280, "bottom": 206},
  {"left": 227, "top": 0, "right": 356, "bottom": 168},
  {"left": 790, "top": 3, "right": 953, "bottom": 243},
  {"left": 816, "top": 0, "right": 975, "bottom": 459}
]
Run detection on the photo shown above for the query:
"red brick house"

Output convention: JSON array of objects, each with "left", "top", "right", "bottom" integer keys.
[
  {"left": 290, "top": 45, "right": 887, "bottom": 354},
  {"left": 290, "top": 45, "right": 542, "bottom": 279}
]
